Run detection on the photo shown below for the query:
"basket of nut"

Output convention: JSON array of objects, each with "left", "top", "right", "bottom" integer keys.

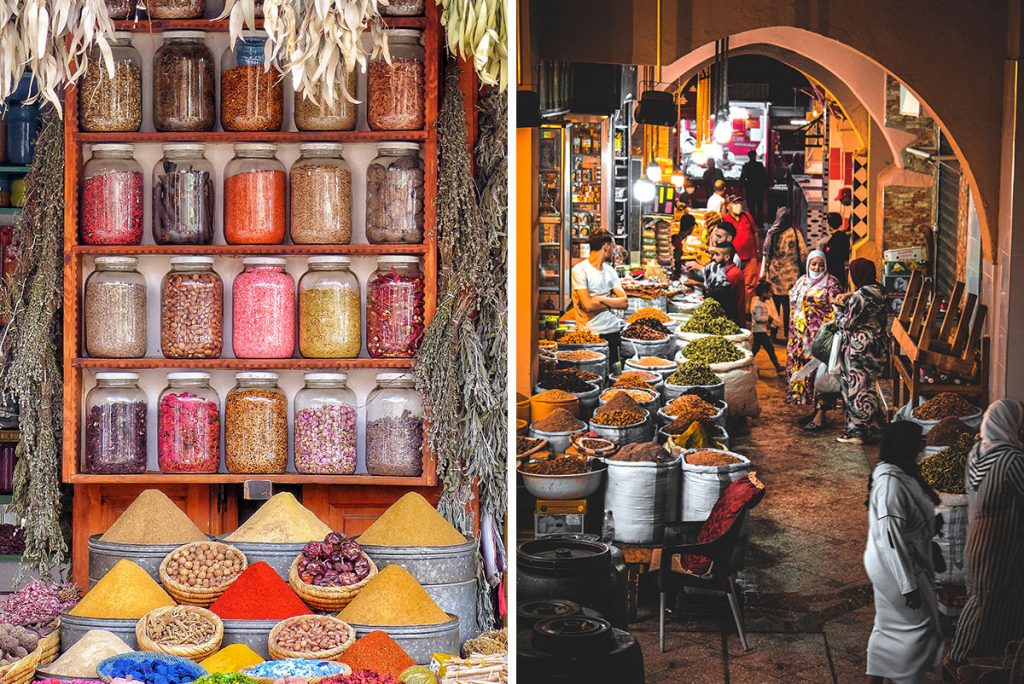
[
  {"left": 268, "top": 614, "right": 356, "bottom": 661},
  {"left": 159, "top": 541, "right": 248, "bottom": 606},
  {"left": 135, "top": 605, "right": 224, "bottom": 662},
  {"left": 288, "top": 532, "right": 378, "bottom": 611}
]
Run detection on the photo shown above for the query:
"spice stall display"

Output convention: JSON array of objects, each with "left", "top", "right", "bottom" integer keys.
[
  {"left": 69, "top": 559, "right": 176, "bottom": 619},
  {"left": 36, "top": 630, "right": 133, "bottom": 680},
  {"left": 225, "top": 493, "right": 332, "bottom": 545}
]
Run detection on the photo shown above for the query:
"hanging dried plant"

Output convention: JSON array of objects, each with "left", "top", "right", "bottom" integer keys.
[{"left": 436, "top": 0, "right": 506, "bottom": 90}]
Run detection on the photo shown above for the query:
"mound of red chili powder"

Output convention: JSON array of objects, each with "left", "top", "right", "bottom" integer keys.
[
  {"left": 339, "top": 631, "right": 415, "bottom": 678},
  {"left": 209, "top": 561, "right": 311, "bottom": 620}
]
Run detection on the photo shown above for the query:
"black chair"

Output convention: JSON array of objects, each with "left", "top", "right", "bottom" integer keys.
[{"left": 655, "top": 499, "right": 760, "bottom": 653}]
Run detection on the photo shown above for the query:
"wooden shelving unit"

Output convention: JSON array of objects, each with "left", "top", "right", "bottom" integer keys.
[{"left": 62, "top": 7, "right": 447, "bottom": 587}]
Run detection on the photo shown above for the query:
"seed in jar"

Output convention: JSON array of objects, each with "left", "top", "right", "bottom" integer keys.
[
  {"left": 294, "top": 75, "right": 357, "bottom": 131},
  {"left": 79, "top": 61, "right": 142, "bottom": 133},
  {"left": 85, "top": 279, "right": 147, "bottom": 358},
  {"left": 153, "top": 41, "right": 216, "bottom": 132},
  {"left": 161, "top": 270, "right": 223, "bottom": 359},
  {"left": 366, "top": 269, "right": 425, "bottom": 358},
  {"left": 221, "top": 66, "right": 284, "bottom": 132},
  {"left": 225, "top": 389, "right": 288, "bottom": 474},
  {"left": 367, "top": 57, "right": 425, "bottom": 131},
  {"left": 299, "top": 287, "right": 361, "bottom": 359},
  {"left": 290, "top": 164, "right": 353, "bottom": 245},
  {"left": 294, "top": 405, "right": 357, "bottom": 475}
]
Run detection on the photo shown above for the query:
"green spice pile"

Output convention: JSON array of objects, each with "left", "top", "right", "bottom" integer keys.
[
  {"left": 689, "top": 299, "right": 727, "bottom": 319},
  {"left": 556, "top": 329, "right": 602, "bottom": 345},
  {"left": 532, "top": 409, "right": 585, "bottom": 433},
  {"left": 667, "top": 361, "right": 721, "bottom": 386},
  {"left": 537, "top": 371, "right": 594, "bottom": 394},
  {"left": 914, "top": 393, "right": 979, "bottom": 421},
  {"left": 921, "top": 434, "right": 975, "bottom": 493},
  {"left": 682, "top": 336, "right": 744, "bottom": 364},
  {"left": 681, "top": 300, "right": 741, "bottom": 335},
  {"left": 609, "top": 442, "right": 672, "bottom": 463},
  {"left": 191, "top": 674, "right": 258, "bottom": 684},
  {"left": 925, "top": 417, "right": 978, "bottom": 447}
]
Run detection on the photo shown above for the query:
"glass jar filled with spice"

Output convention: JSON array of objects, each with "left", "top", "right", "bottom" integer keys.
[
  {"left": 81, "top": 144, "right": 143, "bottom": 246},
  {"left": 367, "top": 29, "right": 425, "bottom": 131},
  {"left": 79, "top": 33, "right": 142, "bottom": 133},
  {"left": 221, "top": 34, "right": 284, "bottom": 132},
  {"left": 158, "top": 372, "right": 220, "bottom": 474},
  {"left": 224, "top": 143, "right": 287, "bottom": 244},
  {"left": 293, "top": 71, "right": 357, "bottom": 131},
  {"left": 290, "top": 143, "right": 352, "bottom": 245},
  {"left": 298, "top": 256, "right": 361, "bottom": 359},
  {"left": 232, "top": 257, "right": 295, "bottom": 359},
  {"left": 84, "top": 256, "right": 148, "bottom": 358},
  {"left": 153, "top": 32, "right": 216, "bottom": 132},
  {"left": 148, "top": 0, "right": 204, "bottom": 19},
  {"left": 161, "top": 257, "right": 223, "bottom": 359},
  {"left": 293, "top": 372, "right": 357, "bottom": 475},
  {"left": 85, "top": 372, "right": 148, "bottom": 474},
  {"left": 153, "top": 144, "right": 215, "bottom": 245},
  {"left": 225, "top": 372, "right": 288, "bottom": 474},
  {"left": 366, "top": 256, "right": 425, "bottom": 358},
  {"left": 366, "top": 143, "right": 424, "bottom": 244},
  {"left": 365, "top": 372, "right": 423, "bottom": 477}
]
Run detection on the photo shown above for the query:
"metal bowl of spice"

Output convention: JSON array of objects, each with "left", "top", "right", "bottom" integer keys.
[{"left": 518, "top": 458, "right": 606, "bottom": 500}]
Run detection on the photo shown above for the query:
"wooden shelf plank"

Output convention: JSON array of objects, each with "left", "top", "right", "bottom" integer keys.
[
  {"left": 113, "top": 17, "right": 427, "bottom": 32},
  {"left": 72, "top": 244, "right": 429, "bottom": 256},
  {"left": 67, "top": 472, "right": 431, "bottom": 486},
  {"left": 74, "top": 131, "right": 428, "bottom": 144},
  {"left": 73, "top": 358, "right": 414, "bottom": 370}
]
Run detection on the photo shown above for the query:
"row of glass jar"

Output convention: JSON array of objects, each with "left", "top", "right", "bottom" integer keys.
[
  {"left": 104, "top": 0, "right": 424, "bottom": 20},
  {"left": 86, "top": 370, "right": 424, "bottom": 476},
  {"left": 80, "top": 30, "right": 424, "bottom": 133},
  {"left": 83, "top": 142, "right": 423, "bottom": 246},
  {"left": 84, "top": 255, "right": 425, "bottom": 359}
]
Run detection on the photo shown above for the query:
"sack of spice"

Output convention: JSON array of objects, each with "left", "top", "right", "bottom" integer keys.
[
  {"left": 924, "top": 416, "right": 978, "bottom": 447},
  {"left": 679, "top": 449, "right": 752, "bottom": 521},
  {"left": 921, "top": 433, "right": 975, "bottom": 494},
  {"left": 895, "top": 394, "right": 983, "bottom": 434},
  {"left": 530, "top": 409, "right": 585, "bottom": 434},
  {"left": 666, "top": 361, "right": 722, "bottom": 388},
  {"left": 675, "top": 343, "right": 759, "bottom": 418}
]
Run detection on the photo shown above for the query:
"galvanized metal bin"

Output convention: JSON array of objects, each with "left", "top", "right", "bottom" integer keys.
[
  {"left": 61, "top": 614, "right": 139, "bottom": 650},
  {"left": 348, "top": 616, "right": 460, "bottom": 665},
  {"left": 221, "top": 619, "right": 279, "bottom": 658},
  {"left": 88, "top": 535, "right": 198, "bottom": 587},
  {"left": 535, "top": 382, "right": 602, "bottom": 421},
  {"left": 589, "top": 413, "right": 652, "bottom": 445},
  {"left": 221, "top": 539, "right": 305, "bottom": 580}
]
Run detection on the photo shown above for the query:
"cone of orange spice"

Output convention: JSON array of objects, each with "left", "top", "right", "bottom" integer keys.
[{"left": 339, "top": 631, "right": 414, "bottom": 678}]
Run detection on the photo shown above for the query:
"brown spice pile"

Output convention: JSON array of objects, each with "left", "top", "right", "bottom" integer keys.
[
  {"left": 618, "top": 371, "right": 659, "bottom": 383},
  {"left": 665, "top": 416, "right": 712, "bottom": 435},
  {"left": 925, "top": 416, "right": 978, "bottom": 447},
  {"left": 516, "top": 437, "right": 543, "bottom": 454},
  {"left": 601, "top": 389, "right": 655, "bottom": 405},
  {"left": 614, "top": 376, "right": 655, "bottom": 390},
  {"left": 663, "top": 395, "right": 718, "bottom": 422},
  {"left": 522, "top": 456, "right": 590, "bottom": 475},
  {"left": 591, "top": 409, "right": 646, "bottom": 427},
  {"left": 532, "top": 389, "right": 576, "bottom": 403},
  {"left": 533, "top": 409, "right": 585, "bottom": 433},
  {"left": 627, "top": 307, "right": 672, "bottom": 324},
  {"left": 914, "top": 393, "right": 979, "bottom": 420},
  {"left": 100, "top": 490, "right": 209, "bottom": 544},
  {"left": 557, "top": 329, "right": 602, "bottom": 345},
  {"left": 686, "top": 450, "right": 741, "bottom": 467},
  {"left": 610, "top": 442, "right": 673, "bottom": 463},
  {"left": 557, "top": 349, "right": 603, "bottom": 361},
  {"left": 596, "top": 392, "right": 643, "bottom": 416}
]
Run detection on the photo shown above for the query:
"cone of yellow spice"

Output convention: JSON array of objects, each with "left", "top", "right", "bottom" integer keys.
[
  {"left": 338, "top": 565, "right": 451, "bottom": 626},
  {"left": 70, "top": 560, "right": 175, "bottom": 619},
  {"left": 357, "top": 493, "right": 466, "bottom": 547},
  {"left": 200, "top": 644, "right": 264, "bottom": 673}
]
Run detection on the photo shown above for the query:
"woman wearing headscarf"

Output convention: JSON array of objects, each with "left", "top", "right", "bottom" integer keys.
[
  {"left": 761, "top": 207, "right": 806, "bottom": 338},
  {"left": 865, "top": 421, "right": 944, "bottom": 684},
  {"left": 833, "top": 258, "right": 889, "bottom": 445},
  {"left": 786, "top": 250, "right": 843, "bottom": 411},
  {"left": 945, "top": 400, "right": 1024, "bottom": 676}
]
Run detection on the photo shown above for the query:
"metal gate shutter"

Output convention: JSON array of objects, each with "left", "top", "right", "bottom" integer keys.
[{"left": 935, "top": 143, "right": 961, "bottom": 299}]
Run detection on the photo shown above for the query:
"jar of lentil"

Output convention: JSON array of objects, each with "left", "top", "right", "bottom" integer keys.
[
  {"left": 161, "top": 257, "right": 223, "bottom": 359},
  {"left": 85, "top": 372, "right": 148, "bottom": 474},
  {"left": 221, "top": 34, "right": 283, "bottom": 132},
  {"left": 153, "top": 143, "right": 215, "bottom": 245},
  {"left": 380, "top": 0, "right": 424, "bottom": 16},
  {"left": 79, "top": 33, "right": 142, "bottom": 133},
  {"left": 153, "top": 32, "right": 216, "bottom": 132},
  {"left": 84, "top": 256, "right": 148, "bottom": 358},
  {"left": 293, "top": 71, "right": 357, "bottom": 131},
  {"left": 294, "top": 372, "right": 357, "bottom": 475},
  {"left": 365, "top": 143, "right": 424, "bottom": 244},
  {"left": 290, "top": 143, "right": 352, "bottom": 245},
  {"left": 365, "top": 372, "right": 423, "bottom": 477},
  {"left": 366, "top": 256, "right": 424, "bottom": 358},
  {"left": 224, "top": 143, "right": 287, "bottom": 244},
  {"left": 298, "top": 256, "right": 360, "bottom": 359},
  {"left": 105, "top": 0, "right": 134, "bottom": 20},
  {"left": 232, "top": 257, "right": 295, "bottom": 359},
  {"left": 148, "top": 0, "right": 204, "bottom": 19},
  {"left": 225, "top": 372, "right": 288, "bottom": 474},
  {"left": 158, "top": 372, "right": 220, "bottom": 474},
  {"left": 81, "top": 144, "right": 143, "bottom": 246},
  {"left": 367, "top": 29, "right": 425, "bottom": 131}
]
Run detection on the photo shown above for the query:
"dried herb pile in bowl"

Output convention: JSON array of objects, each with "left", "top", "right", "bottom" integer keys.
[
  {"left": 914, "top": 393, "right": 979, "bottom": 421},
  {"left": 681, "top": 336, "right": 744, "bottom": 365}
]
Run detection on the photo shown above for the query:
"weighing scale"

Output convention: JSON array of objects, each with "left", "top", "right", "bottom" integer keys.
[{"left": 535, "top": 499, "right": 587, "bottom": 537}]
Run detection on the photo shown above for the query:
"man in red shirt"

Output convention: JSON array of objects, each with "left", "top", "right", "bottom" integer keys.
[
  {"left": 722, "top": 195, "right": 761, "bottom": 308},
  {"left": 718, "top": 243, "right": 746, "bottom": 325}
]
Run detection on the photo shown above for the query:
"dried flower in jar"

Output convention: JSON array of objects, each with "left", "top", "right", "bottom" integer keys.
[
  {"left": 86, "top": 401, "right": 147, "bottom": 474},
  {"left": 158, "top": 391, "right": 220, "bottom": 474},
  {"left": 366, "top": 268, "right": 425, "bottom": 358},
  {"left": 295, "top": 404, "right": 357, "bottom": 475},
  {"left": 366, "top": 411, "right": 423, "bottom": 477}
]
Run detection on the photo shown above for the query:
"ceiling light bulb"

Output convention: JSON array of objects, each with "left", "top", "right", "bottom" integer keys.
[
  {"left": 670, "top": 169, "right": 686, "bottom": 187},
  {"left": 633, "top": 177, "right": 656, "bottom": 202},
  {"left": 713, "top": 119, "right": 733, "bottom": 145},
  {"left": 645, "top": 161, "right": 662, "bottom": 183}
]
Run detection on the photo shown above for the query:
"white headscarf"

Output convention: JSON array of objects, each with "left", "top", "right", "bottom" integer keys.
[
  {"left": 980, "top": 399, "right": 1024, "bottom": 453},
  {"left": 804, "top": 249, "right": 828, "bottom": 289}
]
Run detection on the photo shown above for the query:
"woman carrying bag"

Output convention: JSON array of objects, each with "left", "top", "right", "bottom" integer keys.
[{"left": 761, "top": 207, "right": 806, "bottom": 338}]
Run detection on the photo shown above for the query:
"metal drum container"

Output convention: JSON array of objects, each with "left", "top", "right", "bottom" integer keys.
[
  {"left": 657, "top": 400, "right": 727, "bottom": 430},
  {"left": 589, "top": 413, "right": 651, "bottom": 446},
  {"left": 555, "top": 342, "right": 610, "bottom": 379},
  {"left": 535, "top": 382, "right": 602, "bottom": 421},
  {"left": 61, "top": 615, "right": 139, "bottom": 650},
  {"left": 88, "top": 535, "right": 197, "bottom": 587},
  {"left": 530, "top": 423, "right": 585, "bottom": 455},
  {"left": 348, "top": 616, "right": 460, "bottom": 665},
  {"left": 622, "top": 357, "right": 676, "bottom": 380},
  {"left": 598, "top": 387, "right": 659, "bottom": 417},
  {"left": 221, "top": 619, "right": 280, "bottom": 658},
  {"left": 517, "top": 616, "right": 644, "bottom": 683},
  {"left": 664, "top": 379, "right": 726, "bottom": 403},
  {"left": 620, "top": 336, "right": 673, "bottom": 361},
  {"left": 555, "top": 350, "right": 608, "bottom": 380}
]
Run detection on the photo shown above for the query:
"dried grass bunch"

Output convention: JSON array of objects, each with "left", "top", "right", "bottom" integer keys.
[{"left": 437, "top": 0, "right": 506, "bottom": 89}]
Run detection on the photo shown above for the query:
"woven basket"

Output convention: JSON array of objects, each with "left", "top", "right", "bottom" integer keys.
[
  {"left": 267, "top": 615, "right": 356, "bottom": 661},
  {"left": 135, "top": 606, "right": 224, "bottom": 662},
  {"left": 288, "top": 554, "right": 378, "bottom": 612},
  {"left": 0, "top": 620, "right": 60, "bottom": 684},
  {"left": 159, "top": 541, "right": 248, "bottom": 607}
]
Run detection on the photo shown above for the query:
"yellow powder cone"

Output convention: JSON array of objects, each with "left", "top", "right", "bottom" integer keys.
[
  {"left": 357, "top": 493, "right": 466, "bottom": 547},
  {"left": 200, "top": 644, "right": 264, "bottom": 673},
  {"left": 100, "top": 489, "right": 208, "bottom": 544},
  {"left": 226, "top": 492, "right": 332, "bottom": 543},
  {"left": 338, "top": 565, "right": 450, "bottom": 626},
  {"left": 70, "top": 560, "right": 175, "bottom": 619}
]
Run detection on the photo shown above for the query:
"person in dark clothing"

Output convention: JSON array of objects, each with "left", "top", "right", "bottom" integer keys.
[
  {"left": 739, "top": 150, "right": 769, "bottom": 229},
  {"left": 687, "top": 243, "right": 745, "bottom": 326},
  {"left": 702, "top": 158, "right": 725, "bottom": 196},
  {"left": 751, "top": 281, "right": 784, "bottom": 374},
  {"left": 673, "top": 214, "right": 696, "bottom": 280},
  {"left": 678, "top": 178, "right": 698, "bottom": 208},
  {"left": 821, "top": 212, "right": 851, "bottom": 289}
]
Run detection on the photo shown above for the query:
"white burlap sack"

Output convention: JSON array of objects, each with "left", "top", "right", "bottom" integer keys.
[
  {"left": 603, "top": 456, "right": 681, "bottom": 544},
  {"left": 894, "top": 400, "right": 983, "bottom": 434},
  {"left": 679, "top": 450, "right": 751, "bottom": 521},
  {"left": 675, "top": 347, "right": 760, "bottom": 418},
  {"left": 934, "top": 491, "right": 969, "bottom": 585}
]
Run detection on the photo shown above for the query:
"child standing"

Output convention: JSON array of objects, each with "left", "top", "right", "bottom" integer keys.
[{"left": 751, "top": 282, "right": 784, "bottom": 374}]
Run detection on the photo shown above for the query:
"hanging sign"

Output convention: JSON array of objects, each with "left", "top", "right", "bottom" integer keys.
[{"left": 650, "top": 183, "right": 676, "bottom": 217}]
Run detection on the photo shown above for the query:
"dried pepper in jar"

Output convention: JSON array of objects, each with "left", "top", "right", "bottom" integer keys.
[{"left": 366, "top": 258, "right": 425, "bottom": 358}]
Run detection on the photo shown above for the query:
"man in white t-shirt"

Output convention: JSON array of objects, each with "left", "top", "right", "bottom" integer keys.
[
  {"left": 570, "top": 231, "right": 628, "bottom": 368},
  {"left": 706, "top": 179, "right": 727, "bottom": 215}
]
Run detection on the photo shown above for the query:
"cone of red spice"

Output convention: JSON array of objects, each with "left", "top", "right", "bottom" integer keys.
[
  {"left": 209, "top": 560, "right": 312, "bottom": 620},
  {"left": 338, "top": 630, "right": 415, "bottom": 677}
]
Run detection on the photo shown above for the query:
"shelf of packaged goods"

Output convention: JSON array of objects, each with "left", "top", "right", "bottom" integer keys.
[
  {"left": 113, "top": 17, "right": 428, "bottom": 32},
  {"left": 72, "top": 244, "right": 430, "bottom": 256},
  {"left": 74, "top": 130, "right": 429, "bottom": 144},
  {"left": 73, "top": 358, "right": 414, "bottom": 370},
  {"left": 65, "top": 472, "right": 432, "bottom": 486}
]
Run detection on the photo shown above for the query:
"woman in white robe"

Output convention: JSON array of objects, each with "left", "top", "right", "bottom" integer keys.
[{"left": 864, "top": 421, "right": 943, "bottom": 684}]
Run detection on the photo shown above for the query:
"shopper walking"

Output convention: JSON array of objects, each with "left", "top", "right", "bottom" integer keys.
[
  {"left": 945, "top": 400, "right": 1024, "bottom": 675},
  {"left": 751, "top": 282, "right": 784, "bottom": 374},
  {"left": 723, "top": 195, "right": 761, "bottom": 306},
  {"left": 570, "top": 231, "right": 628, "bottom": 368},
  {"left": 786, "top": 250, "right": 842, "bottom": 413},
  {"left": 761, "top": 207, "right": 806, "bottom": 339},
  {"left": 702, "top": 159, "right": 725, "bottom": 196},
  {"left": 740, "top": 150, "right": 769, "bottom": 228},
  {"left": 821, "top": 212, "right": 851, "bottom": 289},
  {"left": 833, "top": 259, "right": 889, "bottom": 445},
  {"left": 865, "top": 421, "right": 944, "bottom": 684}
]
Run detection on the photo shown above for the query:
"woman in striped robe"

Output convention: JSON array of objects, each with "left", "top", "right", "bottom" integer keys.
[{"left": 945, "top": 399, "right": 1024, "bottom": 676}]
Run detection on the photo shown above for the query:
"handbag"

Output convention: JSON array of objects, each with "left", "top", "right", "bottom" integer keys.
[{"left": 811, "top": 320, "right": 838, "bottom": 364}]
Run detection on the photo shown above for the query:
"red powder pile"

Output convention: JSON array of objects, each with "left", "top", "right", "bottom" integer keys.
[
  {"left": 209, "top": 561, "right": 311, "bottom": 619},
  {"left": 339, "top": 631, "right": 415, "bottom": 678}
]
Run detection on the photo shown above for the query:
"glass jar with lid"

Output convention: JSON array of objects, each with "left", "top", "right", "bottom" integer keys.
[
  {"left": 224, "top": 143, "right": 287, "bottom": 244},
  {"left": 221, "top": 34, "right": 283, "bottom": 132},
  {"left": 380, "top": 0, "right": 424, "bottom": 16},
  {"left": 153, "top": 143, "right": 215, "bottom": 245},
  {"left": 293, "top": 372, "right": 357, "bottom": 475},
  {"left": 367, "top": 29, "right": 425, "bottom": 131},
  {"left": 148, "top": 0, "right": 204, "bottom": 19},
  {"left": 158, "top": 372, "right": 220, "bottom": 474},
  {"left": 81, "top": 144, "right": 144, "bottom": 246},
  {"left": 225, "top": 372, "right": 288, "bottom": 474},
  {"left": 298, "top": 256, "right": 360, "bottom": 359},
  {"left": 84, "top": 256, "right": 148, "bottom": 358},
  {"left": 161, "top": 257, "right": 223, "bottom": 359},
  {"left": 290, "top": 143, "right": 352, "bottom": 245},
  {"left": 366, "top": 256, "right": 424, "bottom": 358},
  {"left": 365, "top": 372, "right": 423, "bottom": 477},
  {"left": 232, "top": 257, "right": 295, "bottom": 359},
  {"left": 79, "top": 33, "right": 142, "bottom": 132},
  {"left": 85, "top": 372, "right": 148, "bottom": 474},
  {"left": 293, "top": 71, "right": 357, "bottom": 131},
  {"left": 366, "top": 143, "right": 424, "bottom": 244},
  {"left": 5, "top": 102, "right": 39, "bottom": 165},
  {"left": 153, "top": 32, "right": 216, "bottom": 132}
]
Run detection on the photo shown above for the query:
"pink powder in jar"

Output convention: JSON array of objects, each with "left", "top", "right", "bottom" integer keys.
[{"left": 232, "top": 259, "right": 295, "bottom": 358}]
